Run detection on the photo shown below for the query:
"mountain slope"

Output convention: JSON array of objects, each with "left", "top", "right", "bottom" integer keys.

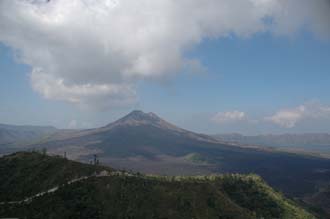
[
  {"left": 0, "top": 152, "right": 316, "bottom": 219},
  {"left": 29, "top": 111, "right": 330, "bottom": 196},
  {"left": 41, "top": 110, "right": 218, "bottom": 151},
  {"left": 33, "top": 110, "right": 221, "bottom": 159}
]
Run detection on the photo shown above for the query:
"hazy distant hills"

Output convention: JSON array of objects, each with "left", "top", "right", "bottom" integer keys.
[
  {"left": 213, "top": 133, "right": 330, "bottom": 156},
  {"left": 213, "top": 133, "right": 330, "bottom": 147},
  {"left": 0, "top": 152, "right": 316, "bottom": 219},
  {"left": 0, "top": 124, "right": 57, "bottom": 146}
]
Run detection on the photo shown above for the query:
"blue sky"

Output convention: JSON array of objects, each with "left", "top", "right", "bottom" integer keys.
[
  {"left": 1, "top": 32, "right": 329, "bottom": 134},
  {"left": 140, "top": 33, "right": 330, "bottom": 112},
  {"left": 0, "top": 0, "right": 330, "bottom": 134}
]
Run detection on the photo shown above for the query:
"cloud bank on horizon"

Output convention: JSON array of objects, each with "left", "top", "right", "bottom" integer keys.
[
  {"left": 0, "top": 0, "right": 329, "bottom": 109},
  {"left": 212, "top": 102, "right": 330, "bottom": 130},
  {"left": 265, "top": 102, "right": 330, "bottom": 128}
]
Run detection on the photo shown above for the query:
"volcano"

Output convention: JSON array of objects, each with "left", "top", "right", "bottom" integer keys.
[{"left": 30, "top": 110, "right": 330, "bottom": 200}]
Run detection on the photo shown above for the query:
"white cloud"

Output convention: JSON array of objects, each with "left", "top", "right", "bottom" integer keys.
[
  {"left": 212, "top": 111, "right": 247, "bottom": 124},
  {"left": 0, "top": 0, "right": 329, "bottom": 109},
  {"left": 30, "top": 68, "right": 137, "bottom": 110},
  {"left": 265, "top": 102, "right": 330, "bottom": 128},
  {"left": 265, "top": 105, "right": 305, "bottom": 128}
]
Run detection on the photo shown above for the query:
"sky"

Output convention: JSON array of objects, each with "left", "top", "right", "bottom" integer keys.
[{"left": 0, "top": 0, "right": 330, "bottom": 135}]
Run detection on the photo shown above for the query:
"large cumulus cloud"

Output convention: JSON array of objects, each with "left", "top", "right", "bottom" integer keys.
[{"left": 0, "top": 0, "right": 329, "bottom": 109}]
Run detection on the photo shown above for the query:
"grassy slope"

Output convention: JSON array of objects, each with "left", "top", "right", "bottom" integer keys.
[
  {"left": 0, "top": 152, "right": 315, "bottom": 219},
  {"left": 0, "top": 151, "right": 112, "bottom": 201}
]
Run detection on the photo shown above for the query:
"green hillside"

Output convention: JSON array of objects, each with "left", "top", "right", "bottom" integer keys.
[
  {"left": 0, "top": 151, "right": 113, "bottom": 201},
  {"left": 0, "top": 152, "right": 316, "bottom": 219}
]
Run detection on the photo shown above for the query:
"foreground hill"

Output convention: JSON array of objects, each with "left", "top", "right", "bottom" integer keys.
[
  {"left": 0, "top": 152, "right": 315, "bottom": 219},
  {"left": 0, "top": 152, "right": 113, "bottom": 202}
]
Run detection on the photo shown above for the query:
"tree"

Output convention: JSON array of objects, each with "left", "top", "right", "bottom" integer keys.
[
  {"left": 93, "top": 154, "right": 99, "bottom": 165},
  {"left": 42, "top": 148, "right": 47, "bottom": 156}
]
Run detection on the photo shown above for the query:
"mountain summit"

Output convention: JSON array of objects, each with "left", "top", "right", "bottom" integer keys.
[
  {"left": 107, "top": 110, "right": 162, "bottom": 126},
  {"left": 119, "top": 110, "right": 160, "bottom": 122},
  {"left": 105, "top": 110, "right": 185, "bottom": 133}
]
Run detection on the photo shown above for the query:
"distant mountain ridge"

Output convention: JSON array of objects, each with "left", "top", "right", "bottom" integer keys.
[
  {"left": 213, "top": 133, "right": 330, "bottom": 147},
  {"left": 0, "top": 123, "right": 57, "bottom": 146}
]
